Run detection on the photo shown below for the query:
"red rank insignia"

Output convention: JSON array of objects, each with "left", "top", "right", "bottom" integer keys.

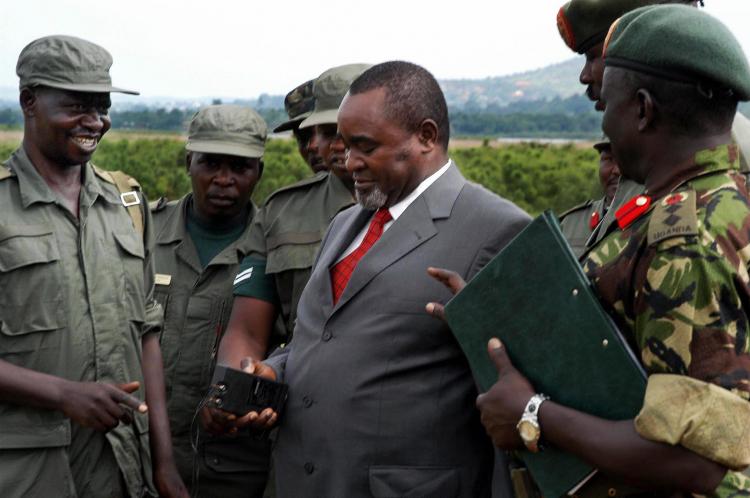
[
  {"left": 615, "top": 194, "right": 651, "bottom": 230},
  {"left": 663, "top": 192, "right": 685, "bottom": 206},
  {"left": 589, "top": 211, "right": 600, "bottom": 230}
]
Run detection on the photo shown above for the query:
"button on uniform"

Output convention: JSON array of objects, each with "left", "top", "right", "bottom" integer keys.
[
  {"left": 304, "top": 462, "right": 315, "bottom": 474},
  {"left": 322, "top": 331, "right": 332, "bottom": 342},
  {"left": 302, "top": 396, "right": 313, "bottom": 408}
]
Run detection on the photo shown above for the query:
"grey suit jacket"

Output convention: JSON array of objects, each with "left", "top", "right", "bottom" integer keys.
[{"left": 266, "top": 163, "right": 530, "bottom": 498}]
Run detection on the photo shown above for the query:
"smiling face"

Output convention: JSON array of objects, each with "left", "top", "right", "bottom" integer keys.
[
  {"left": 338, "top": 87, "right": 425, "bottom": 209},
  {"left": 26, "top": 87, "right": 112, "bottom": 167},
  {"left": 187, "top": 151, "right": 261, "bottom": 223}
]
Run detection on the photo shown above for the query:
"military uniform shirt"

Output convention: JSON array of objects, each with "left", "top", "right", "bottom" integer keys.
[
  {"left": 234, "top": 172, "right": 354, "bottom": 343},
  {"left": 151, "top": 194, "right": 271, "bottom": 495},
  {"left": 0, "top": 147, "right": 158, "bottom": 498},
  {"left": 582, "top": 144, "right": 750, "bottom": 496},
  {"left": 559, "top": 198, "right": 605, "bottom": 258}
]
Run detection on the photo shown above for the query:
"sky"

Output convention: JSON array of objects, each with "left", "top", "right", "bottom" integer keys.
[{"left": 1, "top": 0, "right": 749, "bottom": 101}]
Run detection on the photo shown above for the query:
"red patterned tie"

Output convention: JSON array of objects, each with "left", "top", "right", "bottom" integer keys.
[{"left": 330, "top": 207, "right": 393, "bottom": 304}]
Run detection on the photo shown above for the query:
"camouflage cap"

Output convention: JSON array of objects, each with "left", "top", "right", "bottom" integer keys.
[
  {"left": 16, "top": 35, "right": 138, "bottom": 95},
  {"left": 557, "top": 0, "right": 663, "bottom": 54},
  {"left": 273, "top": 80, "right": 315, "bottom": 133},
  {"left": 299, "top": 63, "right": 372, "bottom": 129},
  {"left": 186, "top": 105, "right": 268, "bottom": 158},
  {"left": 603, "top": 5, "right": 750, "bottom": 100}
]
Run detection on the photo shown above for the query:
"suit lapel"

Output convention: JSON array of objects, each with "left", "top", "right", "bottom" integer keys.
[
  {"left": 316, "top": 206, "right": 372, "bottom": 316},
  {"left": 330, "top": 163, "right": 466, "bottom": 314}
]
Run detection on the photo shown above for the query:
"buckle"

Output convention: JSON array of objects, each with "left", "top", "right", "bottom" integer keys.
[{"left": 120, "top": 191, "right": 140, "bottom": 207}]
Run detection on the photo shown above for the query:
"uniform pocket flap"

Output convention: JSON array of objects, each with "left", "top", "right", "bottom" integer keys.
[
  {"left": 0, "top": 225, "right": 59, "bottom": 272},
  {"left": 369, "top": 466, "right": 459, "bottom": 498},
  {"left": 113, "top": 231, "right": 145, "bottom": 259},
  {"left": 266, "top": 242, "right": 320, "bottom": 274},
  {"left": 266, "top": 231, "right": 322, "bottom": 251}
]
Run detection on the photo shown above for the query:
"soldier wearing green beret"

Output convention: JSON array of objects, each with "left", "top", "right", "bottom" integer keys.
[
  {"left": 0, "top": 35, "right": 186, "bottom": 498},
  {"left": 149, "top": 105, "right": 270, "bottom": 497},
  {"left": 199, "top": 64, "right": 368, "bottom": 437},
  {"left": 273, "top": 80, "right": 326, "bottom": 173},
  {"left": 473, "top": 6, "right": 750, "bottom": 496},
  {"left": 556, "top": 0, "right": 750, "bottom": 255}
]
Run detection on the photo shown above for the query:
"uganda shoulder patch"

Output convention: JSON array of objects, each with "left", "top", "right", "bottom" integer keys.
[{"left": 648, "top": 190, "right": 698, "bottom": 246}]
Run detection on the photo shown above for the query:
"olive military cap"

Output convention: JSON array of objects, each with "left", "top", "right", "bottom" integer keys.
[
  {"left": 186, "top": 105, "right": 268, "bottom": 159},
  {"left": 273, "top": 80, "right": 315, "bottom": 133},
  {"left": 16, "top": 35, "right": 138, "bottom": 95},
  {"left": 556, "top": 0, "right": 681, "bottom": 54},
  {"left": 299, "top": 63, "right": 372, "bottom": 129},
  {"left": 603, "top": 5, "right": 750, "bottom": 100}
]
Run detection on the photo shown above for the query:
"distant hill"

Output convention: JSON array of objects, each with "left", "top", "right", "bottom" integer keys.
[{"left": 439, "top": 58, "right": 583, "bottom": 111}]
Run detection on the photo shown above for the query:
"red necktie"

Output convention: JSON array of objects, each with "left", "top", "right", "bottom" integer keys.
[{"left": 330, "top": 207, "right": 393, "bottom": 304}]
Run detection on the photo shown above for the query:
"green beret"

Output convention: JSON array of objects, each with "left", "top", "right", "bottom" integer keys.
[
  {"left": 299, "top": 63, "right": 372, "bottom": 129},
  {"left": 557, "top": 0, "right": 659, "bottom": 54},
  {"left": 604, "top": 4, "right": 750, "bottom": 100},
  {"left": 273, "top": 79, "right": 315, "bottom": 133},
  {"left": 186, "top": 105, "right": 268, "bottom": 159},
  {"left": 17, "top": 35, "right": 138, "bottom": 94}
]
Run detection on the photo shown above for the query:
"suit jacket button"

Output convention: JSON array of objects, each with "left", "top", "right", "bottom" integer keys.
[
  {"left": 322, "top": 331, "right": 332, "bottom": 342},
  {"left": 302, "top": 396, "right": 313, "bottom": 407},
  {"left": 304, "top": 462, "right": 315, "bottom": 474}
]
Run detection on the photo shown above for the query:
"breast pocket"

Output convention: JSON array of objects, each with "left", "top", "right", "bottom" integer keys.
[
  {"left": 0, "top": 225, "right": 64, "bottom": 356},
  {"left": 113, "top": 230, "right": 146, "bottom": 323},
  {"left": 265, "top": 231, "right": 321, "bottom": 275}
]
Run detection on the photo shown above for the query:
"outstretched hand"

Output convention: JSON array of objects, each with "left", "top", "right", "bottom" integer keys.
[
  {"left": 58, "top": 380, "right": 147, "bottom": 432},
  {"left": 476, "top": 338, "right": 536, "bottom": 450},
  {"left": 425, "top": 267, "right": 467, "bottom": 321}
]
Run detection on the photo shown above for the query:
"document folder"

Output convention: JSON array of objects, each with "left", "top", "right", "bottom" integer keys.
[{"left": 445, "top": 211, "right": 647, "bottom": 497}]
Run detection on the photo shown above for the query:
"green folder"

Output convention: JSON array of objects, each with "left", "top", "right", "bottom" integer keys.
[{"left": 445, "top": 211, "right": 647, "bottom": 497}]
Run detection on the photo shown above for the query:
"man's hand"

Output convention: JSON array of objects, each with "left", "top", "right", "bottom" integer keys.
[
  {"left": 58, "top": 380, "right": 147, "bottom": 432},
  {"left": 476, "top": 338, "right": 536, "bottom": 450},
  {"left": 425, "top": 267, "right": 467, "bottom": 321},
  {"left": 233, "top": 357, "right": 278, "bottom": 430},
  {"left": 200, "top": 358, "right": 279, "bottom": 435},
  {"left": 154, "top": 458, "right": 189, "bottom": 498}
]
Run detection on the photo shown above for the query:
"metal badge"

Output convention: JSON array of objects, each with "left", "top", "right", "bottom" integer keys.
[{"left": 120, "top": 191, "right": 140, "bottom": 207}]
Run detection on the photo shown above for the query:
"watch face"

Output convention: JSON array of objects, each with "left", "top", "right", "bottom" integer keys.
[{"left": 518, "top": 420, "right": 540, "bottom": 442}]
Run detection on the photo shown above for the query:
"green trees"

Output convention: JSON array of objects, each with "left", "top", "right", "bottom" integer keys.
[{"left": 0, "top": 138, "right": 600, "bottom": 215}]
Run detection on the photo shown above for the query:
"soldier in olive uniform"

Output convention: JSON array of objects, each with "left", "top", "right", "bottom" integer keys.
[
  {"left": 273, "top": 80, "right": 326, "bottom": 173},
  {"left": 0, "top": 36, "right": 186, "bottom": 498},
  {"left": 204, "top": 64, "right": 368, "bottom": 387},
  {"left": 559, "top": 137, "right": 621, "bottom": 257},
  {"left": 557, "top": 0, "right": 750, "bottom": 250},
  {"left": 472, "top": 6, "right": 750, "bottom": 496},
  {"left": 150, "top": 105, "right": 271, "bottom": 497}
]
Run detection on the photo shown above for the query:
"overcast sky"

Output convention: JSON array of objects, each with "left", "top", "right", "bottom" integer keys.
[{"left": 1, "top": 0, "right": 748, "bottom": 100}]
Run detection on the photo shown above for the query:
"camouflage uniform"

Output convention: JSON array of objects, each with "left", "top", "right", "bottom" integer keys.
[{"left": 582, "top": 145, "right": 750, "bottom": 496}]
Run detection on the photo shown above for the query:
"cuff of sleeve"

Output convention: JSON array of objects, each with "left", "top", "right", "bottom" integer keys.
[{"left": 635, "top": 374, "right": 750, "bottom": 470}]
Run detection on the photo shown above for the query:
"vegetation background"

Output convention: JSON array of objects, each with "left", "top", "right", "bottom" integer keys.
[{"left": 0, "top": 133, "right": 601, "bottom": 216}]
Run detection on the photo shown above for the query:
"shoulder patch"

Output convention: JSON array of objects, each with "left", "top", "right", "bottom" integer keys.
[
  {"left": 648, "top": 190, "right": 698, "bottom": 246},
  {"left": 265, "top": 171, "right": 328, "bottom": 204},
  {"left": 0, "top": 165, "right": 11, "bottom": 181},
  {"left": 559, "top": 199, "right": 593, "bottom": 220}
]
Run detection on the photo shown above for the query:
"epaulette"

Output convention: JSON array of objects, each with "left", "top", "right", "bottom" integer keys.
[
  {"left": 264, "top": 171, "right": 328, "bottom": 205},
  {"left": 647, "top": 189, "right": 698, "bottom": 246},
  {"left": 91, "top": 164, "right": 145, "bottom": 236},
  {"left": 0, "top": 164, "right": 11, "bottom": 181},
  {"left": 149, "top": 197, "right": 169, "bottom": 212},
  {"left": 558, "top": 199, "right": 593, "bottom": 220}
]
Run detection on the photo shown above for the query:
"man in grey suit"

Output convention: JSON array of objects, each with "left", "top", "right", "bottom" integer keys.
[{"left": 244, "top": 61, "right": 530, "bottom": 497}]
